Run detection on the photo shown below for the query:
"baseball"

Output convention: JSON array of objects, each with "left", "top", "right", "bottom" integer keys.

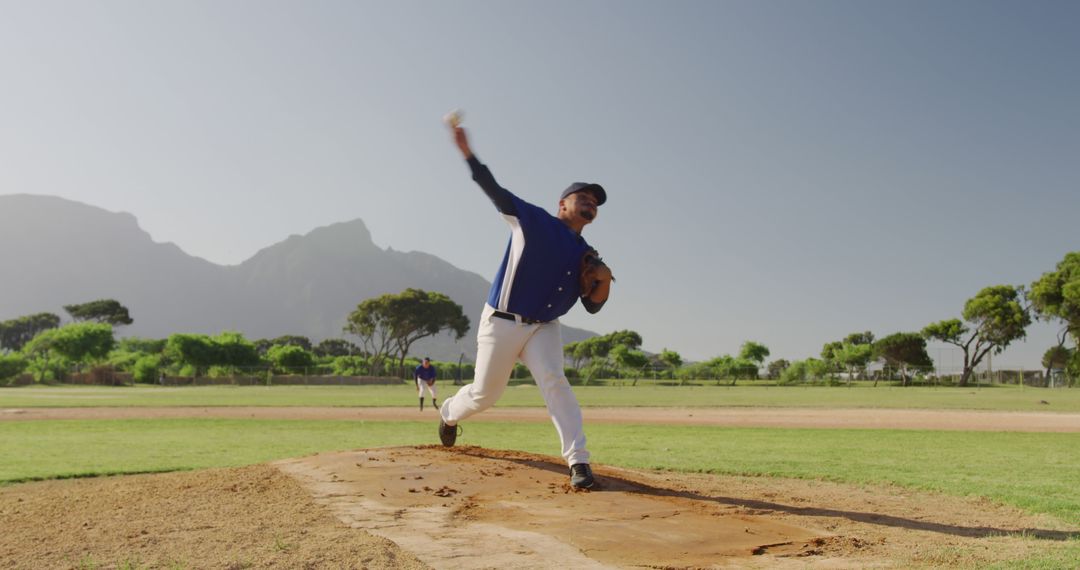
[{"left": 443, "top": 109, "right": 463, "bottom": 128}]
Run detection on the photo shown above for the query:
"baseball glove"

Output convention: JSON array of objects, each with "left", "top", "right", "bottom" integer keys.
[{"left": 580, "top": 248, "right": 614, "bottom": 298}]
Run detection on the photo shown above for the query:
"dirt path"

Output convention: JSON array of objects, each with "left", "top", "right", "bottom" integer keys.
[
  {"left": 0, "top": 463, "right": 427, "bottom": 570},
  {"left": 4, "top": 406, "right": 1080, "bottom": 431}
]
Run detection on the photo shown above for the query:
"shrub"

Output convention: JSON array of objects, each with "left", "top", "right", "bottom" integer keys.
[
  {"left": 25, "top": 355, "right": 70, "bottom": 383},
  {"left": 779, "top": 360, "right": 808, "bottom": 385},
  {"left": 118, "top": 337, "right": 166, "bottom": 354},
  {"left": 132, "top": 354, "right": 163, "bottom": 384},
  {"left": 331, "top": 355, "right": 369, "bottom": 376},
  {"left": 0, "top": 353, "right": 28, "bottom": 384},
  {"left": 267, "top": 345, "right": 316, "bottom": 374}
]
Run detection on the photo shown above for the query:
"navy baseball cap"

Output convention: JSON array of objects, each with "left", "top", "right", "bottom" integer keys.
[{"left": 560, "top": 182, "right": 607, "bottom": 206}]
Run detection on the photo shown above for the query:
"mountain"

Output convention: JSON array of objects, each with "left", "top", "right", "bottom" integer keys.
[{"left": 0, "top": 194, "right": 597, "bottom": 360}]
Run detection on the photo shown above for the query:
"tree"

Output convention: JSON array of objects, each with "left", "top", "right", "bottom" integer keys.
[
  {"left": 269, "top": 335, "right": 312, "bottom": 351},
  {"left": 314, "top": 338, "right": 360, "bottom": 358},
  {"left": 873, "top": 332, "right": 932, "bottom": 386},
  {"left": 23, "top": 323, "right": 116, "bottom": 372},
  {"left": 132, "top": 355, "right": 163, "bottom": 384},
  {"left": 658, "top": 349, "right": 683, "bottom": 369},
  {"left": 563, "top": 341, "right": 585, "bottom": 369},
  {"left": 738, "top": 341, "right": 770, "bottom": 365},
  {"left": 0, "top": 353, "right": 27, "bottom": 383},
  {"left": 344, "top": 289, "right": 469, "bottom": 377},
  {"left": 766, "top": 359, "right": 790, "bottom": 380},
  {"left": 563, "top": 330, "right": 646, "bottom": 380},
  {"left": 820, "top": 341, "right": 846, "bottom": 375},
  {"left": 804, "top": 358, "right": 831, "bottom": 381},
  {"left": 331, "top": 355, "right": 370, "bottom": 376},
  {"left": 1042, "top": 345, "right": 1072, "bottom": 381},
  {"left": 211, "top": 331, "right": 261, "bottom": 373},
  {"left": 63, "top": 299, "right": 133, "bottom": 326},
  {"left": 607, "top": 330, "right": 643, "bottom": 350},
  {"left": 844, "top": 331, "right": 875, "bottom": 346},
  {"left": 779, "top": 360, "right": 808, "bottom": 384},
  {"left": 610, "top": 344, "right": 649, "bottom": 375},
  {"left": 118, "top": 337, "right": 166, "bottom": 354},
  {"left": 922, "top": 285, "right": 1031, "bottom": 386},
  {"left": 706, "top": 355, "right": 735, "bottom": 379},
  {"left": 834, "top": 342, "right": 873, "bottom": 384},
  {"left": 820, "top": 341, "right": 843, "bottom": 361},
  {"left": 267, "top": 345, "right": 316, "bottom": 374},
  {"left": 779, "top": 358, "right": 829, "bottom": 384},
  {"left": 731, "top": 358, "right": 760, "bottom": 380},
  {"left": 1029, "top": 251, "right": 1080, "bottom": 350},
  {"left": 163, "top": 332, "right": 259, "bottom": 377},
  {"left": 164, "top": 334, "right": 217, "bottom": 377},
  {"left": 24, "top": 322, "right": 115, "bottom": 362},
  {"left": 0, "top": 313, "right": 61, "bottom": 352},
  {"left": 822, "top": 332, "right": 874, "bottom": 377}
]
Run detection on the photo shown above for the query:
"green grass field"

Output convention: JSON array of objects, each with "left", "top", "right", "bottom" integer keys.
[
  {"left": 3, "top": 383, "right": 1079, "bottom": 411},
  {"left": 3, "top": 384, "right": 1078, "bottom": 567},
  {"left": 2, "top": 418, "right": 1079, "bottom": 527}
]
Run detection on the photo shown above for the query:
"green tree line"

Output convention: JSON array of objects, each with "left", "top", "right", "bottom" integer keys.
[{"left": 2, "top": 251, "right": 1079, "bottom": 386}]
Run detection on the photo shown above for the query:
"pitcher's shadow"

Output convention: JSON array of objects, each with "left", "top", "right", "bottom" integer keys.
[{"left": 455, "top": 447, "right": 1079, "bottom": 542}]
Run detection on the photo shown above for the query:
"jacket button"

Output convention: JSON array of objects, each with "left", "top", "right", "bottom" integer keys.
[
  {"left": 547, "top": 304, "right": 552, "bottom": 308},
  {"left": 558, "top": 287, "right": 563, "bottom": 291},
  {"left": 566, "top": 271, "right": 571, "bottom": 275}
]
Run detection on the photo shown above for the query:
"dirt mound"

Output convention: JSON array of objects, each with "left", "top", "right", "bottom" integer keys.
[
  {"left": 278, "top": 446, "right": 1078, "bottom": 569},
  {"left": 3, "top": 445, "right": 1077, "bottom": 569}
]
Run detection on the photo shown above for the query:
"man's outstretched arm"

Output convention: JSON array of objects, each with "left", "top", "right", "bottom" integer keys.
[{"left": 451, "top": 126, "right": 517, "bottom": 215}]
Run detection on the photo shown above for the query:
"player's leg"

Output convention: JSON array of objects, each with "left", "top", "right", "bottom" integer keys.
[
  {"left": 440, "top": 305, "right": 529, "bottom": 426},
  {"left": 519, "top": 321, "right": 590, "bottom": 467},
  {"left": 417, "top": 378, "right": 424, "bottom": 411}
]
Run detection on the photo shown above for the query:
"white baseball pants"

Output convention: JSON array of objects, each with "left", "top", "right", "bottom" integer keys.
[
  {"left": 440, "top": 304, "right": 589, "bottom": 466},
  {"left": 416, "top": 379, "right": 437, "bottom": 399}
]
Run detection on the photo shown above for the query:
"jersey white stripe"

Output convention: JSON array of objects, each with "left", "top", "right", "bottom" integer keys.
[{"left": 497, "top": 214, "right": 526, "bottom": 311}]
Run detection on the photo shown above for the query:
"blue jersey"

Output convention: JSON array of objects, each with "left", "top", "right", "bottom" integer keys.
[
  {"left": 468, "top": 156, "right": 605, "bottom": 322},
  {"left": 415, "top": 364, "right": 437, "bottom": 381}
]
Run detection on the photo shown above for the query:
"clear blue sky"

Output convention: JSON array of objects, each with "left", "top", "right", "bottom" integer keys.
[{"left": 1, "top": 1, "right": 1077, "bottom": 368}]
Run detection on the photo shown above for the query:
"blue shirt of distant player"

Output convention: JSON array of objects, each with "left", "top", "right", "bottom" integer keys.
[
  {"left": 415, "top": 364, "right": 437, "bottom": 382},
  {"left": 467, "top": 156, "right": 606, "bottom": 322}
]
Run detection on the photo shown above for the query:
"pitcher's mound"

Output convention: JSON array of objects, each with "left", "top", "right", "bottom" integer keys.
[{"left": 277, "top": 446, "right": 833, "bottom": 568}]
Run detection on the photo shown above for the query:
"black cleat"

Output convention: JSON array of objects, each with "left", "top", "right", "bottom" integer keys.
[
  {"left": 569, "top": 463, "right": 595, "bottom": 489},
  {"left": 438, "top": 419, "right": 461, "bottom": 447}
]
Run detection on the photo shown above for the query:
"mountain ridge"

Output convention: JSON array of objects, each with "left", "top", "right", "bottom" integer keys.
[{"left": 0, "top": 194, "right": 597, "bottom": 360}]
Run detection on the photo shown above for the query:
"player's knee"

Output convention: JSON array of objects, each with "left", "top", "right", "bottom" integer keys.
[
  {"left": 536, "top": 369, "right": 571, "bottom": 392},
  {"left": 468, "top": 388, "right": 504, "bottom": 409}
]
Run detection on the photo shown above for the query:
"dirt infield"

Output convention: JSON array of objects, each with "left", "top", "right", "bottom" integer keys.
[
  {"left": 0, "top": 463, "right": 427, "bottom": 569},
  {"left": 2, "top": 445, "right": 1077, "bottom": 569},
  {"left": 3, "top": 407, "right": 1079, "bottom": 567},
  {"left": 4, "top": 405, "right": 1080, "bottom": 431}
]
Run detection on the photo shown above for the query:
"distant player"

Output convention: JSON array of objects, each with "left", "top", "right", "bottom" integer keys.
[
  {"left": 438, "top": 120, "right": 613, "bottom": 489},
  {"left": 415, "top": 357, "right": 438, "bottom": 411}
]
